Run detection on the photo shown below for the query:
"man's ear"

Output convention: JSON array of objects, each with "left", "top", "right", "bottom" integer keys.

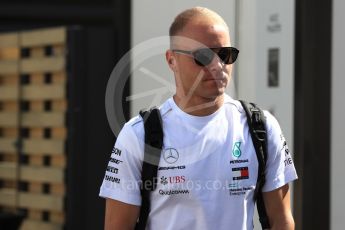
[{"left": 166, "top": 50, "right": 177, "bottom": 71}]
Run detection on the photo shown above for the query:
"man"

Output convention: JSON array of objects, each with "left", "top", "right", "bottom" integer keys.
[{"left": 100, "top": 7, "right": 297, "bottom": 230}]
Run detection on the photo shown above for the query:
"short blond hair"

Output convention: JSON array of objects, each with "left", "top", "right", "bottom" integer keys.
[{"left": 169, "top": 7, "right": 229, "bottom": 37}]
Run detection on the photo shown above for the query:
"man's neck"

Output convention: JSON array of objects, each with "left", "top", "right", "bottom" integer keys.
[{"left": 173, "top": 94, "right": 225, "bottom": 116}]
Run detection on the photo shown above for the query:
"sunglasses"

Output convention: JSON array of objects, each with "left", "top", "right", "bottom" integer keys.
[{"left": 172, "top": 47, "right": 239, "bottom": 67}]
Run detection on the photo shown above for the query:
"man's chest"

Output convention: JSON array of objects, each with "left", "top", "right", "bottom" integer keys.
[{"left": 154, "top": 133, "right": 259, "bottom": 199}]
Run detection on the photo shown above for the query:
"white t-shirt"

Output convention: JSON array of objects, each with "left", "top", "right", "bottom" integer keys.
[{"left": 99, "top": 95, "right": 298, "bottom": 230}]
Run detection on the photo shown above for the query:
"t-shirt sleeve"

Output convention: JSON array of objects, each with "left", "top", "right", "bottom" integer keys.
[
  {"left": 262, "top": 111, "right": 298, "bottom": 192},
  {"left": 99, "top": 122, "right": 144, "bottom": 206}
]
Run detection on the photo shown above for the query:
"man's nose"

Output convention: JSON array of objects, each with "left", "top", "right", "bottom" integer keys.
[{"left": 207, "top": 54, "right": 224, "bottom": 73}]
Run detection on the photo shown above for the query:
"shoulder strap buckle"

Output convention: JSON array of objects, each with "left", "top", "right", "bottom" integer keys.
[{"left": 239, "top": 100, "right": 270, "bottom": 229}]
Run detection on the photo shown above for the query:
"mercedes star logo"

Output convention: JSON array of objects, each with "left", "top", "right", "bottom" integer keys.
[{"left": 163, "top": 148, "right": 179, "bottom": 164}]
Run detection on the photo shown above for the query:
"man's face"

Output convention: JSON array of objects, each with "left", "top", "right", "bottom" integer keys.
[{"left": 170, "top": 19, "right": 232, "bottom": 102}]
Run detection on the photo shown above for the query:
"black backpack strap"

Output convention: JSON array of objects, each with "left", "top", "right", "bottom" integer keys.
[
  {"left": 135, "top": 107, "right": 163, "bottom": 230},
  {"left": 239, "top": 100, "right": 270, "bottom": 229}
]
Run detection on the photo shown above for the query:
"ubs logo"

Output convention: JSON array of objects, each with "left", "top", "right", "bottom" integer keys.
[
  {"left": 163, "top": 148, "right": 179, "bottom": 164},
  {"left": 160, "top": 175, "right": 186, "bottom": 185}
]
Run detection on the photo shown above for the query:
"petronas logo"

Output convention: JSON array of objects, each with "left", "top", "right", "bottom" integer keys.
[{"left": 232, "top": 141, "right": 242, "bottom": 158}]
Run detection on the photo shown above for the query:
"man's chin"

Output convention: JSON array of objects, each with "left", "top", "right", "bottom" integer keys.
[{"left": 202, "top": 89, "right": 225, "bottom": 100}]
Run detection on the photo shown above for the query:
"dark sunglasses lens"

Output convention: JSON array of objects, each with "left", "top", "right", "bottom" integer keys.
[
  {"left": 217, "top": 48, "right": 231, "bottom": 63},
  {"left": 215, "top": 48, "right": 239, "bottom": 64},
  {"left": 229, "top": 48, "right": 239, "bottom": 64},
  {"left": 193, "top": 49, "right": 214, "bottom": 66},
  {"left": 192, "top": 47, "right": 239, "bottom": 66}
]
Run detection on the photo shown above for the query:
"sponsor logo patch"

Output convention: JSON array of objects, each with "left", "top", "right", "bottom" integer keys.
[
  {"left": 158, "top": 165, "right": 186, "bottom": 170},
  {"left": 280, "top": 134, "right": 294, "bottom": 167},
  {"left": 109, "top": 157, "right": 123, "bottom": 164},
  {"left": 163, "top": 148, "right": 179, "bottom": 164},
  {"left": 232, "top": 167, "right": 249, "bottom": 180},
  {"left": 230, "top": 159, "right": 249, "bottom": 164},
  {"left": 228, "top": 185, "right": 253, "bottom": 196},
  {"left": 158, "top": 189, "right": 189, "bottom": 196},
  {"left": 105, "top": 175, "right": 121, "bottom": 184},
  {"left": 228, "top": 181, "right": 254, "bottom": 196},
  {"left": 106, "top": 166, "right": 119, "bottom": 174},
  {"left": 160, "top": 176, "right": 186, "bottom": 185},
  {"left": 112, "top": 147, "right": 122, "bottom": 156},
  {"left": 232, "top": 141, "right": 242, "bottom": 158}
]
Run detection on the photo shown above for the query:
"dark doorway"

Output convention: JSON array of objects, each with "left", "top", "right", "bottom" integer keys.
[{"left": 294, "top": 0, "right": 332, "bottom": 229}]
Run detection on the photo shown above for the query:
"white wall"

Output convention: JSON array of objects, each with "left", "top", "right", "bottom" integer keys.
[
  {"left": 237, "top": 0, "right": 295, "bottom": 151},
  {"left": 331, "top": 0, "right": 345, "bottom": 229},
  {"left": 131, "top": 0, "right": 237, "bottom": 116}
]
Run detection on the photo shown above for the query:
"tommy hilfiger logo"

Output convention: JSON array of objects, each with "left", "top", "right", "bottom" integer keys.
[
  {"left": 232, "top": 141, "right": 242, "bottom": 158},
  {"left": 232, "top": 167, "right": 249, "bottom": 180}
]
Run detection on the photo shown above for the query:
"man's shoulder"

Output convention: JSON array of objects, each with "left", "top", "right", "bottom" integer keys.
[
  {"left": 223, "top": 95, "right": 247, "bottom": 118},
  {"left": 223, "top": 96, "right": 280, "bottom": 131},
  {"left": 223, "top": 95, "right": 243, "bottom": 111},
  {"left": 262, "top": 110, "right": 281, "bottom": 134},
  {"left": 124, "top": 98, "right": 173, "bottom": 133}
]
